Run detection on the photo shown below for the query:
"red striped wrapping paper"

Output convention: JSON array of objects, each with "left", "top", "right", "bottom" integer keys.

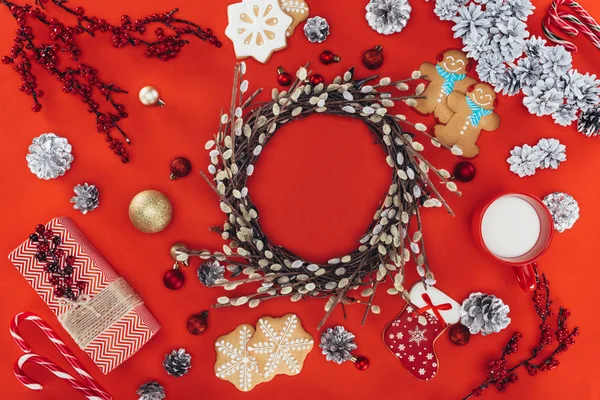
[{"left": 8, "top": 217, "right": 160, "bottom": 374}]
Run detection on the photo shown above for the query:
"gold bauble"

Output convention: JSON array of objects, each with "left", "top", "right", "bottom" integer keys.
[{"left": 129, "top": 190, "right": 173, "bottom": 233}]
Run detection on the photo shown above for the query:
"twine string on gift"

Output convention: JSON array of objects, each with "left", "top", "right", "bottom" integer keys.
[
  {"left": 58, "top": 277, "right": 143, "bottom": 348},
  {"left": 543, "top": 0, "right": 600, "bottom": 52},
  {"left": 14, "top": 353, "right": 105, "bottom": 400},
  {"left": 58, "top": 295, "right": 101, "bottom": 318},
  {"left": 10, "top": 312, "right": 111, "bottom": 399}
]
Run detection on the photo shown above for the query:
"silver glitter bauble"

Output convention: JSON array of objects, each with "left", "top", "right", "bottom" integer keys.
[
  {"left": 543, "top": 192, "right": 580, "bottom": 233},
  {"left": 26, "top": 133, "right": 74, "bottom": 180}
]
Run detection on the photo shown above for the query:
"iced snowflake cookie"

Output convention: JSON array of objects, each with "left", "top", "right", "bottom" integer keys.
[
  {"left": 279, "top": 0, "right": 310, "bottom": 37},
  {"left": 248, "top": 314, "right": 314, "bottom": 381},
  {"left": 214, "top": 324, "right": 263, "bottom": 392},
  {"left": 225, "top": 0, "right": 294, "bottom": 64}
]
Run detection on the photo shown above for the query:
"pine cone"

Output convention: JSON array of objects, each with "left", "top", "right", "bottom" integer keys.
[
  {"left": 543, "top": 192, "right": 580, "bottom": 233},
  {"left": 319, "top": 326, "right": 357, "bottom": 364},
  {"left": 71, "top": 183, "right": 100, "bottom": 214},
  {"left": 197, "top": 260, "right": 225, "bottom": 287},
  {"left": 304, "top": 16, "right": 329, "bottom": 43},
  {"left": 137, "top": 380, "right": 166, "bottom": 400},
  {"left": 163, "top": 349, "right": 191, "bottom": 378},
  {"left": 26, "top": 133, "right": 74, "bottom": 180},
  {"left": 365, "top": 0, "right": 412, "bottom": 35},
  {"left": 578, "top": 106, "right": 600, "bottom": 137},
  {"left": 460, "top": 293, "right": 511, "bottom": 336}
]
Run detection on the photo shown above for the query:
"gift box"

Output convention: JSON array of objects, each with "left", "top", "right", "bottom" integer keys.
[{"left": 8, "top": 217, "right": 160, "bottom": 374}]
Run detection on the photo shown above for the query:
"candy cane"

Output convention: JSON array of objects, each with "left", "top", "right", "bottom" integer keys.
[
  {"left": 543, "top": 0, "right": 600, "bottom": 52},
  {"left": 15, "top": 353, "right": 103, "bottom": 400},
  {"left": 10, "top": 312, "right": 111, "bottom": 400}
]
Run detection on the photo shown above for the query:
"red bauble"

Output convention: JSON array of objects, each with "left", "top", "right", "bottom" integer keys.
[
  {"left": 362, "top": 46, "right": 384, "bottom": 70},
  {"left": 187, "top": 310, "right": 209, "bottom": 335},
  {"left": 170, "top": 156, "right": 192, "bottom": 180},
  {"left": 454, "top": 161, "right": 476, "bottom": 182},
  {"left": 353, "top": 356, "right": 370, "bottom": 370},
  {"left": 309, "top": 74, "right": 324, "bottom": 86},
  {"left": 449, "top": 323, "right": 471, "bottom": 346},
  {"left": 320, "top": 50, "right": 341, "bottom": 65},
  {"left": 164, "top": 268, "right": 185, "bottom": 290},
  {"left": 277, "top": 67, "right": 292, "bottom": 86}
]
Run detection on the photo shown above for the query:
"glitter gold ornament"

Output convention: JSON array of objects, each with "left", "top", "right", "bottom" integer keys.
[{"left": 128, "top": 190, "right": 173, "bottom": 233}]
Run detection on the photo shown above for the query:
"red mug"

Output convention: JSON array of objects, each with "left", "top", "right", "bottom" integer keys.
[{"left": 474, "top": 193, "right": 554, "bottom": 292}]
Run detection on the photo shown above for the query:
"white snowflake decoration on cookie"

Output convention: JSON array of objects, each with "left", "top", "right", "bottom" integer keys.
[
  {"left": 215, "top": 325, "right": 260, "bottom": 392},
  {"left": 248, "top": 315, "right": 314, "bottom": 378},
  {"left": 225, "top": 0, "right": 293, "bottom": 64}
]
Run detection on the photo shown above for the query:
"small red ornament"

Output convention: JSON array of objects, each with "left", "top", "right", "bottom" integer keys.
[
  {"left": 362, "top": 45, "right": 384, "bottom": 70},
  {"left": 352, "top": 356, "right": 370, "bottom": 370},
  {"left": 277, "top": 67, "right": 292, "bottom": 86},
  {"left": 453, "top": 161, "right": 477, "bottom": 182},
  {"left": 309, "top": 74, "right": 324, "bottom": 86},
  {"left": 164, "top": 267, "right": 185, "bottom": 290},
  {"left": 320, "top": 50, "right": 341, "bottom": 65},
  {"left": 449, "top": 323, "right": 471, "bottom": 346},
  {"left": 170, "top": 156, "right": 192, "bottom": 180},
  {"left": 187, "top": 310, "right": 210, "bottom": 335}
]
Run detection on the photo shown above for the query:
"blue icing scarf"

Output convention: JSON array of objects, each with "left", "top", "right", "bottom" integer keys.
[
  {"left": 466, "top": 97, "right": 493, "bottom": 127},
  {"left": 436, "top": 65, "right": 466, "bottom": 95}
]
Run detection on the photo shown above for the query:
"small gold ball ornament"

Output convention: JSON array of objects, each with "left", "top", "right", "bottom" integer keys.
[{"left": 129, "top": 190, "right": 173, "bottom": 233}]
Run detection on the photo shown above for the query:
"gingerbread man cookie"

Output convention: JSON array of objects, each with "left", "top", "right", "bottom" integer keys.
[
  {"left": 414, "top": 49, "right": 476, "bottom": 122},
  {"left": 434, "top": 83, "right": 501, "bottom": 158}
]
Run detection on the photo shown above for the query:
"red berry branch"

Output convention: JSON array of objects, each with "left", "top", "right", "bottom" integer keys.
[
  {"left": 1, "top": 0, "right": 220, "bottom": 162},
  {"left": 464, "top": 268, "right": 579, "bottom": 399}
]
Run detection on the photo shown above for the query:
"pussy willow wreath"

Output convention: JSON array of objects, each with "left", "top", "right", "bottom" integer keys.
[{"left": 185, "top": 63, "right": 461, "bottom": 328}]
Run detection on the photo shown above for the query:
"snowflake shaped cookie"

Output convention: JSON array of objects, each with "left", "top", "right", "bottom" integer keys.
[
  {"left": 214, "top": 324, "right": 261, "bottom": 392},
  {"left": 225, "top": 0, "right": 294, "bottom": 63},
  {"left": 248, "top": 314, "right": 314, "bottom": 379}
]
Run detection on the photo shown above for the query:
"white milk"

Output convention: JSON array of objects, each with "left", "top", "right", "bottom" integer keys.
[{"left": 481, "top": 196, "right": 541, "bottom": 259}]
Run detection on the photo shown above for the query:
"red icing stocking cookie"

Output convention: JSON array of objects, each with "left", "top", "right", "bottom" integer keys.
[{"left": 383, "top": 283, "right": 460, "bottom": 381}]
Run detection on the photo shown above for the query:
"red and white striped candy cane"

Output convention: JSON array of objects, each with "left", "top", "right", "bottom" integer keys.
[
  {"left": 543, "top": 0, "right": 600, "bottom": 52},
  {"left": 14, "top": 353, "right": 103, "bottom": 400},
  {"left": 10, "top": 312, "right": 111, "bottom": 400}
]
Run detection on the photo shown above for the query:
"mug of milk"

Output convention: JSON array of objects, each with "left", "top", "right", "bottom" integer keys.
[{"left": 475, "top": 193, "right": 554, "bottom": 291}]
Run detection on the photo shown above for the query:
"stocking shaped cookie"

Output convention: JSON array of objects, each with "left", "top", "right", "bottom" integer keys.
[
  {"left": 248, "top": 314, "right": 314, "bottom": 381},
  {"left": 413, "top": 49, "right": 476, "bottom": 121},
  {"left": 383, "top": 283, "right": 460, "bottom": 381},
  {"left": 279, "top": 0, "right": 310, "bottom": 37},
  {"left": 434, "top": 83, "right": 501, "bottom": 158}
]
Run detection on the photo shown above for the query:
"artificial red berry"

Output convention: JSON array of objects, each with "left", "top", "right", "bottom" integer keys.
[
  {"left": 31, "top": 103, "right": 41, "bottom": 112},
  {"left": 35, "top": 224, "right": 45, "bottom": 234}
]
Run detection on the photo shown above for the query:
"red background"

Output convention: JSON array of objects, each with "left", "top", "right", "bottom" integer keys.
[{"left": 0, "top": 0, "right": 599, "bottom": 399}]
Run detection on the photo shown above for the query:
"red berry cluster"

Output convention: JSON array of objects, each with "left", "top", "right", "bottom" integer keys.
[
  {"left": 464, "top": 271, "right": 578, "bottom": 399},
  {"left": 30, "top": 224, "right": 87, "bottom": 300},
  {"left": 1, "top": 0, "right": 218, "bottom": 163}
]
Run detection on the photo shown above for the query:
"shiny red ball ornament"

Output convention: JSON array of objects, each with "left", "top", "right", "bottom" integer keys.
[
  {"left": 352, "top": 356, "right": 370, "bottom": 370},
  {"left": 453, "top": 161, "right": 477, "bottom": 182},
  {"left": 309, "top": 74, "right": 324, "bottom": 86},
  {"left": 449, "top": 323, "right": 471, "bottom": 346},
  {"left": 277, "top": 67, "right": 292, "bottom": 86},
  {"left": 362, "top": 45, "right": 384, "bottom": 70},
  {"left": 320, "top": 50, "right": 341, "bottom": 65},
  {"left": 164, "top": 268, "right": 185, "bottom": 290},
  {"left": 170, "top": 156, "right": 192, "bottom": 180},
  {"left": 187, "top": 310, "right": 210, "bottom": 335}
]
